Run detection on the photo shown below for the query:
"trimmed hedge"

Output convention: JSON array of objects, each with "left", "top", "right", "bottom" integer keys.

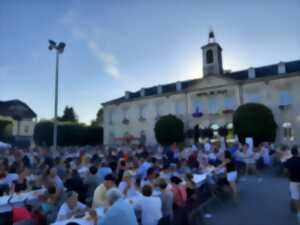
[
  {"left": 233, "top": 103, "right": 277, "bottom": 146},
  {"left": 34, "top": 121, "right": 103, "bottom": 147},
  {"left": 154, "top": 115, "right": 184, "bottom": 146}
]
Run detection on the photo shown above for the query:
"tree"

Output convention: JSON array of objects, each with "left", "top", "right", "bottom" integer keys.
[
  {"left": 91, "top": 108, "right": 103, "bottom": 127},
  {"left": 154, "top": 114, "right": 184, "bottom": 146},
  {"left": 59, "top": 106, "right": 77, "bottom": 122},
  {"left": 233, "top": 103, "right": 277, "bottom": 146},
  {"left": 0, "top": 120, "right": 13, "bottom": 143},
  {"left": 34, "top": 120, "right": 103, "bottom": 147}
]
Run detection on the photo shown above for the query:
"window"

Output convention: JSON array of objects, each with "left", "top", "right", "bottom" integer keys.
[
  {"left": 109, "top": 132, "right": 115, "bottom": 143},
  {"left": 206, "top": 49, "right": 214, "bottom": 64},
  {"left": 208, "top": 96, "right": 219, "bottom": 113},
  {"left": 192, "top": 99, "right": 203, "bottom": 112},
  {"left": 24, "top": 126, "right": 29, "bottom": 134},
  {"left": 109, "top": 111, "right": 113, "bottom": 123},
  {"left": 279, "top": 90, "right": 291, "bottom": 106},
  {"left": 224, "top": 96, "right": 236, "bottom": 110},
  {"left": 175, "top": 101, "right": 185, "bottom": 115},
  {"left": 139, "top": 105, "right": 146, "bottom": 118},
  {"left": 283, "top": 122, "right": 294, "bottom": 141},
  {"left": 245, "top": 94, "right": 261, "bottom": 103}
]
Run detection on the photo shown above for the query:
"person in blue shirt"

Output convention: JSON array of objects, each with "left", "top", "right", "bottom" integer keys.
[
  {"left": 101, "top": 188, "right": 138, "bottom": 225},
  {"left": 97, "top": 161, "right": 113, "bottom": 182}
]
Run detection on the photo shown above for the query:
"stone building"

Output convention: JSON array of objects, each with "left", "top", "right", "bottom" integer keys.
[{"left": 102, "top": 32, "right": 300, "bottom": 146}]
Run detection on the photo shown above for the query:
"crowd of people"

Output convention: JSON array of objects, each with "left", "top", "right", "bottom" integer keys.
[{"left": 0, "top": 141, "right": 299, "bottom": 225}]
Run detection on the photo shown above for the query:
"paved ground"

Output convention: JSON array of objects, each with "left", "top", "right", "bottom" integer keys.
[{"left": 203, "top": 171, "right": 298, "bottom": 225}]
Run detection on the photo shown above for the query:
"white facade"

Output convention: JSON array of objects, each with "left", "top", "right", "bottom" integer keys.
[{"left": 102, "top": 34, "right": 300, "bottom": 146}]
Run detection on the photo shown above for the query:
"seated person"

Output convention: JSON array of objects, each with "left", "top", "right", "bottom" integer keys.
[
  {"left": 56, "top": 191, "right": 87, "bottom": 221},
  {"left": 92, "top": 174, "right": 115, "bottom": 208},
  {"left": 100, "top": 188, "right": 138, "bottom": 225}
]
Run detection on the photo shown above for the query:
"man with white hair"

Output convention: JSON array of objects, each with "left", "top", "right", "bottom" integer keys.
[
  {"left": 56, "top": 191, "right": 87, "bottom": 221},
  {"left": 100, "top": 188, "right": 138, "bottom": 225}
]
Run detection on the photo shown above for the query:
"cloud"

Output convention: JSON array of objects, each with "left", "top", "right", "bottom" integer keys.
[{"left": 61, "top": 9, "right": 121, "bottom": 80}]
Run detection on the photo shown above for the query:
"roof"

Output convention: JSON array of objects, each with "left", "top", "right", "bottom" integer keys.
[
  {"left": 0, "top": 100, "right": 37, "bottom": 119},
  {"left": 103, "top": 59, "right": 300, "bottom": 105},
  {"left": 225, "top": 59, "right": 300, "bottom": 80}
]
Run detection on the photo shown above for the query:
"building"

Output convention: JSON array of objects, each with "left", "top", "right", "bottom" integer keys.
[
  {"left": 102, "top": 32, "right": 300, "bottom": 146},
  {"left": 0, "top": 99, "right": 37, "bottom": 146}
]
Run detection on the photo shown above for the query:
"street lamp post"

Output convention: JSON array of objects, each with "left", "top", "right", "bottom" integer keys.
[{"left": 48, "top": 40, "right": 66, "bottom": 151}]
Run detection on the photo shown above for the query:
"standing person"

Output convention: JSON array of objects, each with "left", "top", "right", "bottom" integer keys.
[
  {"left": 284, "top": 145, "right": 300, "bottom": 222},
  {"left": 135, "top": 184, "right": 162, "bottom": 225},
  {"left": 223, "top": 151, "right": 239, "bottom": 203},
  {"left": 158, "top": 178, "right": 173, "bottom": 225},
  {"left": 243, "top": 143, "right": 257, "bottom": 175}
]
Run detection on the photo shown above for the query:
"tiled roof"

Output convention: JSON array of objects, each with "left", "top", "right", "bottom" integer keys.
[
  {"left": 103, "top": 59, "right": 300, "bottom": 105},
  {"left": 0, "top": 100, "right": 37, "bottom": 119}
]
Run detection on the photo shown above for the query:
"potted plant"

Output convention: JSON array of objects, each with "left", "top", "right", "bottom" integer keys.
[{"left": 192, "top": 107, "right": 203, "bottom": 118}]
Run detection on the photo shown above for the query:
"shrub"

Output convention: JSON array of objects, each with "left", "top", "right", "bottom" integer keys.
[
  {"left": 154, "top": 115, "right": 184, "bottom": 146},
  {"left": 233, "top": 103, "right": 277, "bottom": 146}
]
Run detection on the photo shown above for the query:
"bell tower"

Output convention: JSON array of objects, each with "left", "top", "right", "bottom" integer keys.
[{"left": 201, "top": 30, "right": 223, "bottom": 76}]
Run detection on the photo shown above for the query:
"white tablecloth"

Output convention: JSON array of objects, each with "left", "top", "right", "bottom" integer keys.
[
  {"left": 51, "top": 218, "right": 94, "bottom": 225},
  {"left": 0, "top": 189, "right": 45, "bottom": 213},
  {"left": 51, "top": 208, "right": 105, "bottom": 225}
]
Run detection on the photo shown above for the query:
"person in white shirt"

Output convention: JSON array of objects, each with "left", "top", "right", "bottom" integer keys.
[
  {"left": 118, "top": 171, "right": 138, "bottom": 197},
  {"left": 135, "top": 184, "right": 162, "bottom": 225},
  {"left": 49, "top": 167, "right": 64, "bottom": 195},
  {"left": 56, "top": 191, "right": 87, "bottom": 221}
]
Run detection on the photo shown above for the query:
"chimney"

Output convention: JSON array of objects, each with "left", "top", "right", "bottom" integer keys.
[
  {"left": 278, "top": 62, "right": 286, "bottom": 74},
  {"left": 248, "top": 67, "right": 256, "bottom": 79},
  {"left": 176, "top": 81, "right": 182, "bottom": 91},
  {"left": 157, "top": 85, "right": 163, "bottom": 95}
]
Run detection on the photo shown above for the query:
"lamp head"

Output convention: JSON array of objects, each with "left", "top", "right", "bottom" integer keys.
[
  {"left": 48, "top": 40, "right": 57, "bottom": 50},
  {"left": 57, "top": 42, "right": 66, "bottom": 53}
]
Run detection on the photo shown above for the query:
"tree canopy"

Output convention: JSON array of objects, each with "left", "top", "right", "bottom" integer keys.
[
  {"left": 233, "top": 103, "right": 277, "bottom": 146},
  {"left": 34, "top": 121, "right": 103, "bottom": 146},
  {"left": 59, "top": 106, "right": 77, "bottom": 122},
  {"left": 91, "top": 108, "right": 103, "bottom": 127},
  {"left": 154, "top": 114, "right": 184, "bottom": 146}
]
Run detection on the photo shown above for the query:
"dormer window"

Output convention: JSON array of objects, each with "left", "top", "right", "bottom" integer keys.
[{"left": 206, "top": 49, "right": 214, "bottom": 64}]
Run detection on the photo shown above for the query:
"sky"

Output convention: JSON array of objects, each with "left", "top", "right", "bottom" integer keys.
[{"left": 1, "top": 0, "right": 300, "bottom": 124}]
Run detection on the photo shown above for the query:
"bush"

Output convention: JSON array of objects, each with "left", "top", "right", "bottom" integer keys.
[
  {"left": 154, "top": 115, "right": 184, "bottom": 146},
  {"left": 233, "top": 103, "right": 277, "bottom": 146},
  {"left": 0, "top": 120, "right": 13, "bottom": 143},
  {"left": 34, "top": 121, "right": 103, "bottom": 147}
]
